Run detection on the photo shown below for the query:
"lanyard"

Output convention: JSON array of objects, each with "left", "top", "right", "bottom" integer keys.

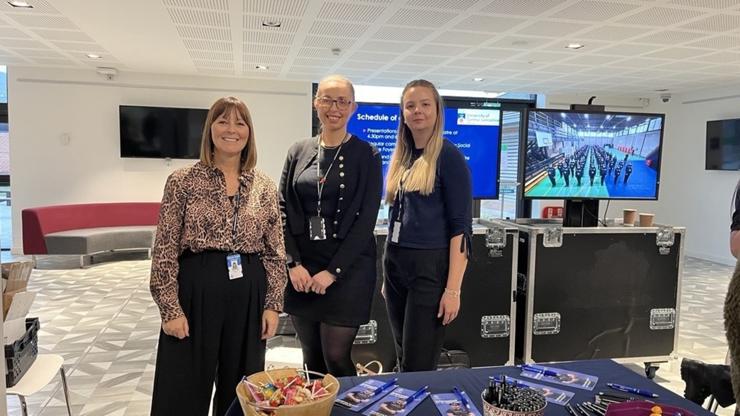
[
  {"left": 394, "top": 163, "right": 414, "bottom": 222},
  {"left": 316, "top": 133, "right": 349, "bottom": 217},
  {"left": 231, "top": 183, "right": 242, "bottom": 249}
]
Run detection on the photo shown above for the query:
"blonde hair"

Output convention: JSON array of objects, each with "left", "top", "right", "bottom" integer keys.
[
  {"left": 385, "top": 80, "right": 445, "bottom": 203},
  {"left": 199, "top": 96, "right": 257, "bottom": 172},
  {"left": 316, "top": 74, "right": 355, "bottom": 101}
]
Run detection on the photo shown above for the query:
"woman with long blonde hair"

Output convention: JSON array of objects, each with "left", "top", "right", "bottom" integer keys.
[{"left": 383, "top": 79, "right": 472, "bottom": 372}]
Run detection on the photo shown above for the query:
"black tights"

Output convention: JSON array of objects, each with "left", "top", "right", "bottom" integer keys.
[{"left": 291, "top": 315, "right": 359, "bottom": 377}]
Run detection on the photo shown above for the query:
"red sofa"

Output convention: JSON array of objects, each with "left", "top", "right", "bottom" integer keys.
[{"left": 22, "top": 203, "right": 161, "bottom": 260}]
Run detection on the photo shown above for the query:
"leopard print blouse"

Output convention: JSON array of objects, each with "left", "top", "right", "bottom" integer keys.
[{"left": 150, "top": 161, "right": 287, "bottom": 322}]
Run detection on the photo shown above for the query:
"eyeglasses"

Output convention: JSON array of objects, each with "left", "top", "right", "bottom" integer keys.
[{"left": 315, "top": 96, "right": 352, "bottom": 110}]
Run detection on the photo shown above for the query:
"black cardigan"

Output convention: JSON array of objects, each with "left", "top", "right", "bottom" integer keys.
[{"left": 279, "top": 135, "right": 382, "bottom": 279}]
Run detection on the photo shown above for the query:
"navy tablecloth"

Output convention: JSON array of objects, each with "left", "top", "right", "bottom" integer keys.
[{"left": 225, "top": 359, "right": 713, "bottom": 416}]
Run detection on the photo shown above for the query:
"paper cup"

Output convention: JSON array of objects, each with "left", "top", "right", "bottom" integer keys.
[
  {"left": 639, "top": 213, "right": 655, "bottom": 227},
  {"left": 623, "top": 209, "right": 637, "bottom": 227}
]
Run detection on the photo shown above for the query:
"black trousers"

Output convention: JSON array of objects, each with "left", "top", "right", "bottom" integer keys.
[
  {"left": 383, "top": 244, "right": 448, "bottom": 372},
  {"left": 151, "top": 251, "right": 267, "bottom": 416}
]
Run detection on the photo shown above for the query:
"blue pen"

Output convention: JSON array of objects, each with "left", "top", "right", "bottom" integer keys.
[
  {"left": 522, "top": 364, "right": 562, "bottom": 378},
  {"left": 453, "top": 387, "right": 471, "bottom": 411},
  {"left": 489, "top": 376, "right": 525, "bottom": 388},
  {"left": 405, "top": 385, "right": 428, "bottom": 405},
  {"left": 607, "top": 383, "right": 659, "bottom": 398},
  {"left": 373, "top": 378, "right": 398, "bottom": 395}
]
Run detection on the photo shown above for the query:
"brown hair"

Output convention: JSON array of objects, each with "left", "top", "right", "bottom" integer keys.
[
  {"left": 385, "top": 79, "right": 445, "bottom": 203},
  {"left": 199, "top": 96, "right": 257, "bottom": 171}
]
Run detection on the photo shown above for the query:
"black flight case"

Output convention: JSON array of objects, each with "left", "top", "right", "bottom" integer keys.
[
  {"left": 351, "top": 219, "right": 518, "bottom": 372},
  {"left": 511, "top": 219, "right": 685, "bottom": 378}
]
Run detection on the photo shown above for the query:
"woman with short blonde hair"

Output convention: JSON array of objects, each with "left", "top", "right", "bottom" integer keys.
[{"left": 279, "top": 75, "right": 382, "bottom": 376}]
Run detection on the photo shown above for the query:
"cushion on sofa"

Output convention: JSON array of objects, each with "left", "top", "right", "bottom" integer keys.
[{"left": 44, "top": 226, "right": 156, "bottom": 255}]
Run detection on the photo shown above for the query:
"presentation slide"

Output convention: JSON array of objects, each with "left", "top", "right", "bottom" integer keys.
[{"left": 347, "top": 103, "right": 501, "bottom": 199}]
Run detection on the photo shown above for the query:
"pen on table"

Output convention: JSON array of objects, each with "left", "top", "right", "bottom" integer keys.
[
  {"left": 606, "top": 383, "right": 659, "bottom": 398},
  {"left": 405, "top": 385, "right": 428, "bottom": 405},
  {"left": 565, "top": 404, "right": 579, "bottom": 416},
  {"left": 597, "top": 391, "right": 634, "bottom": 401},
  {"left": 373, "top": 378, "right": 398, "bottom": 395},
  {"left": 583, "top": 402, "right": 605, "bottom": 416},
  {"left": 453, "top": 387, "right": 471, "bottom": 411},
  {"left": 521, "top": 364, "right": 562, "bottom": 378},
  {"left": 490, "top": 376, "right": 529, "bottom": 389},
  {"left": 575, "top": 403, "right": 593, "bottom": 416}
]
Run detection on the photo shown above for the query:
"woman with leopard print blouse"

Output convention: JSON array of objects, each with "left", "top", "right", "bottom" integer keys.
[{"left": 149, "top": 96, "right": 287, "bottom": 415}]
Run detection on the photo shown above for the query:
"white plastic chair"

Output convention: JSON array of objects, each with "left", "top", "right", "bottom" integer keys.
[{"left": 6, "top": 354, "right": 72, "bottom": 416}]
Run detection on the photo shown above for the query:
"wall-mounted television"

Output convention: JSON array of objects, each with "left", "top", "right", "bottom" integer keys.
[
  {"left": 342, "top": 98, "right": 502, "bottom": 199},
  {"left": 119, "top": 105, "right": 207, "bottom": 159},
  {"left": 523, "top": 109, "right": 665, "bottom": 200},
  {"left": 706, "top": 119, "right": 740, "bottom": 170}
]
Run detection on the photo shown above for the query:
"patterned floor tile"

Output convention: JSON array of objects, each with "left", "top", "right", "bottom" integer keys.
[{"left": 3, "top": 256, "right": 737, "bottom": 415}]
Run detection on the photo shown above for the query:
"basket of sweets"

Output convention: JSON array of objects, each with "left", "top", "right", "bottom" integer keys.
[{"left": 236, "top": 367, "right": 339, "bottom": 416}]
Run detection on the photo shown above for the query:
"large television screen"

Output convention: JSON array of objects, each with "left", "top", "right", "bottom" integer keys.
[
  {"left": 706, "top": 119, "right": 740, "bottom": 170},
  {"left": 524, "top": 109, "right": 665, "bottom": 200},
  {"left": 345, "top": 99, "right": 502, "bottom": 199},
  {"left": 120, "top": 105, "right": 207, "bottom": 159}
]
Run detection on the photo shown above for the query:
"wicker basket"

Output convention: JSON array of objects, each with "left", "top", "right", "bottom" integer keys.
[{"left": 236, "top": 368, "right": 339, "bottom": 416}]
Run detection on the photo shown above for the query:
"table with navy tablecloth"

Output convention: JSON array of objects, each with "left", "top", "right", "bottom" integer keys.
[{"left": 226, "top": 359, "right": 712, "bottom": 416}]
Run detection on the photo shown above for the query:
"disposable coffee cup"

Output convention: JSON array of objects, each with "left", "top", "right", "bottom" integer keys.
[
  {"left": 623, "top": 209, "right": 637, "bottom": 226},
  {"left": 639, "top": 213, "right": 655, "bottom": 227}
]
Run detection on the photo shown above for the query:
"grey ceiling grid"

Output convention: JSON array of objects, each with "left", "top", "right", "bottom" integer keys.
[
  {"left": 165, "top": 0, "right": 233, "bottom": 75},
  {"left": 0, "top": 0, "right": 739, "bottom": 94}
]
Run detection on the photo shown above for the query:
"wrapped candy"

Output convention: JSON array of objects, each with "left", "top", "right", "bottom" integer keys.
[{"left": 243, "top": 373, "right": 334, "bottom": 408}]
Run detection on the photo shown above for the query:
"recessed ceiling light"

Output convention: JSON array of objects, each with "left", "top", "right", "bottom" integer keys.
[
  {"left": 86, "top": 53, "right": 102, "bottom": 59},
  {"left": 255, "top": 65, "right": 269, "bottom": 71},
  {"left": 511, "top": 40, "right": 529, "bottom": 47},
  {"left": 472, "top": 77, "right": 484, "bottom": 82},
  {"left": 261, "top": 20, "right": 281, "bottom": 28},
  {"left": 565, "top": 43, "right": 584, "bottom": 50},
  {"left": 7, "top": 1, "right": 33, "bottom": 8}
]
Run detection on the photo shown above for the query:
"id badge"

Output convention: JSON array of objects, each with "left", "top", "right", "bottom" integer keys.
[
  {"left": 390, "top": 221, "right": 401, "bottom": 243},
  {"left": 309, "top": 216, "right": 327, "bottom": 240},
  {"left": 226, "top": 253, "right": 243, "bottom": 279}
]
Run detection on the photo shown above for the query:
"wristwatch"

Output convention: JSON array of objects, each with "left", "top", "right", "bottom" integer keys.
[{"left": 286, "top": 255, "right": 301, "bottom": 269}]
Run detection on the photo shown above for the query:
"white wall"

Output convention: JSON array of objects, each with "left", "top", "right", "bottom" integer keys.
[
  {"left": 8, "top": 67, "right": 312, "bottom": 252},
  {"left": 545, "top": 92, "right": 739, "bottom": 265},
  {"left": 635, "top": 88, "right": 738, "bottom": 265}
]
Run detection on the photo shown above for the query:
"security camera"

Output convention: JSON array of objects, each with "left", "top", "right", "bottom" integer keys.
[
  {"left": 660, "top": 93, "right": 671, "bottom": 103},
  {"left": 96, "top": 67, "right": 118, "bottom": 81}
]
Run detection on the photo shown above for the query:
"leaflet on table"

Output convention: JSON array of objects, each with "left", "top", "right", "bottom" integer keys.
[
  {"left": 335, "top": 379, "right": 395, "bottom": 412},
  {"left": 432, "top": 390, "right": 482, "bottom": 416},
  {"left": 520, "top": 365, "right": 598, "bottom": 391},
  {"left": 507, "top": 377, "right": 575, "bottom": 406},
  {"left": 362, "top": 387, "right": 429, "bottom": 416}
]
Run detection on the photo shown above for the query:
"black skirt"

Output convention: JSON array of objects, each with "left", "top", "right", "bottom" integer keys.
[{"left": 284, "top": 233, "right": 376, "bottom": 327}]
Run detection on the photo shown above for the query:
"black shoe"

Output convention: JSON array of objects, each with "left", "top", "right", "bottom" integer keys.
[{"left": 680, "top": 358, "right": 711, "bottom": 405}]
